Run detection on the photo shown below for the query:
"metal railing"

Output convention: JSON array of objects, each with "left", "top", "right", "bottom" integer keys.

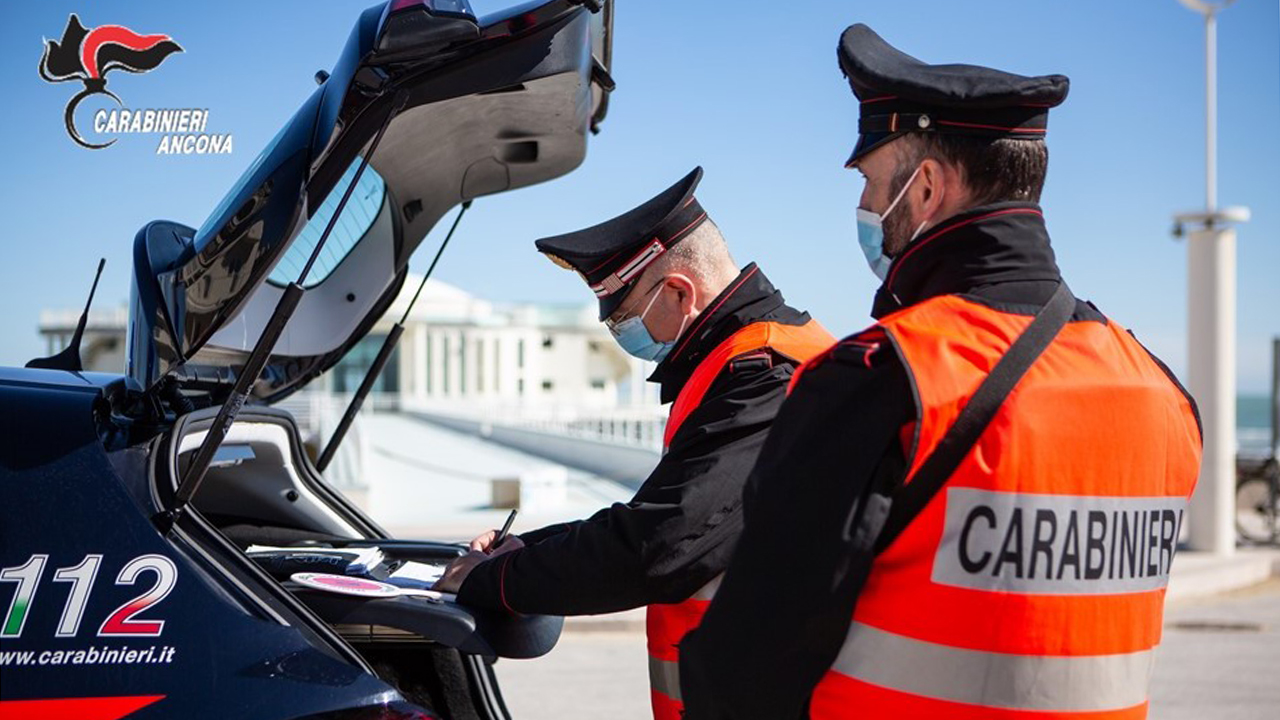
[
  {"left": 400, "top": 398, "right": 666, "bottom": 451},
  {"left": 270, "top": 390, "right": 666, "bottom": 490}
]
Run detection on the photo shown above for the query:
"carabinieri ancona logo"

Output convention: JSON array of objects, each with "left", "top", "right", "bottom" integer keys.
[{"left": 39, "top": 14, "right": 232, "bottom": 154}]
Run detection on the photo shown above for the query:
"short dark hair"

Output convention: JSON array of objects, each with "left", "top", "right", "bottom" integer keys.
[{"left": 897, "top": 134, "right": 1049, "bottom": 205}]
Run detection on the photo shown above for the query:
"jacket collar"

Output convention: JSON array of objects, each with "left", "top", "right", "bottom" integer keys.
[
  {"left": 871, "top": 202, "right": 1062, "bottom": 319},
  {"left": 648, "top": 263, "right": 787, "bottom": 403}
]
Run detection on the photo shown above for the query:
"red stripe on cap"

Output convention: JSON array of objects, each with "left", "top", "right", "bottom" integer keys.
[
  {"left": 935, "top": 119, "right": 1047, "bottom": 134},
  {"left": 663, "top": 211, "right": 707, "bottom": 246},
  {"left": 586, "top": 246, "right": 630, "bottom": 275},
  {"left": 586, "top": 210, "right": 706, "bottom": 280},
  {"left": 616, "top": 240, "right": 666, "bottom": 284}
]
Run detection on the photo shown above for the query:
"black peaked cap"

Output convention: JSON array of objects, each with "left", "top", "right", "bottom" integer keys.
[
  {"left": 535, "top": 167, "right": 709, "bottom": 320},
  {"left": 838, "top": 23, "right": 1069, "bottom": 165}
]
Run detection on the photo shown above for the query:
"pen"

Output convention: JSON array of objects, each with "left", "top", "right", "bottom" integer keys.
[{"left": 492, "top": 509, "right": 518, "bottom": 551}]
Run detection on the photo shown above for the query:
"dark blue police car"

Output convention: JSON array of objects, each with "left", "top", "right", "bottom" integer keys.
[{"left": 0, "top": 1, "right": 614, "bottom": 717}]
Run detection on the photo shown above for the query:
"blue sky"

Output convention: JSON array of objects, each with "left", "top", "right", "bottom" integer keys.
[{"left": 0, "top": 1, "right": 1276, "bottom": 392}]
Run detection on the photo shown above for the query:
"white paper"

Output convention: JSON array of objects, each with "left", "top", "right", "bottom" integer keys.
[{"left": 389, "top": 560, "right": 447, "bottom": 584}]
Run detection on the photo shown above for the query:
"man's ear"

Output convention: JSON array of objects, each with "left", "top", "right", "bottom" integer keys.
[
  {"left": 665, "top": 273, "right": 697, "bottom": 315},
  {"left": 917, "top": 157, "right": 947, "bottom": 220}
]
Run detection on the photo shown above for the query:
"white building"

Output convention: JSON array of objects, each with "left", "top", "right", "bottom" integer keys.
[
  {"left": 36, "top": 306, "right": 130, "bottom": 373},
  {"left": 320, "top": 274, "right": 659, "bottom": 414},
  {"left": 36, "top": 277, "right": 660, "bottom": 414}
]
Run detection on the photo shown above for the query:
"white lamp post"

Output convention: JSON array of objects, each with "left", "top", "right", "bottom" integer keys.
[{"left": 1173, "top": 0, "right": 1250, "bottom": 554}]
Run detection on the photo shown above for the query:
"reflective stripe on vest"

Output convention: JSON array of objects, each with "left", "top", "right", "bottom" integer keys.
[
  {"left": 828, "top": 621, "right": 1156, "bottom": 712},
  {"left": 646, "top": 319, "right": 833, "bottom": 720},
  {"left": 809, "top": 295, "right": 1201, "bottom": 720}
]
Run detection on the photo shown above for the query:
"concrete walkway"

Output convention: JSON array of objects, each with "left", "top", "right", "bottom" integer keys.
[
  {"left": 495, "top": 546, "right": 1280, "bottom": 720},
  {"left": 1151, "top": 578, "right": 1280, "bottom": 719},
  {"left": 359, "top": 413, "right": 636, "bottom": 542},
  {"left": 495, "top": 577, "right": 1280, "bottom": 720},
  {"left": 1167, "top": 547, "right": 1280, "bottom": 602}
]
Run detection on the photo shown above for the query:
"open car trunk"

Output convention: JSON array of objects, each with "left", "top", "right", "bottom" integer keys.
[
  {"left": 166, "top": 407, "right": 563, "bottom": 661},
  {"left": 161, "top": 406, "right": 559, "bottom": 718}
]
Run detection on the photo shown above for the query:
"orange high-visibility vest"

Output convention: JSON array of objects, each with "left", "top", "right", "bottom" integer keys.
[
  {"left": 648, "top": 319, "right": 833, "bottom": 720},
  {"left": 809, "top": 295, "right": 1201, "bottom": 720}
]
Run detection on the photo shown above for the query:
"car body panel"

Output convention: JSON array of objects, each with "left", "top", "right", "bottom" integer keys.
[{"left": 0, "top": 368, "right": 402, "bottom": 718}]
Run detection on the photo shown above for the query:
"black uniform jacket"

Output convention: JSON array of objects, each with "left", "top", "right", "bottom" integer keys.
[
  {"left": 457, "top": 264, "right": 819, "bottom": 616},
  {"left": 677, "top": 203, "right": 1188, "bottom": 719}
]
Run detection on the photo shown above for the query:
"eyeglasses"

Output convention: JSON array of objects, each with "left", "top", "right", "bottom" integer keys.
[{"left": 604, "top": 278, "right": 665, "bottom": 331}]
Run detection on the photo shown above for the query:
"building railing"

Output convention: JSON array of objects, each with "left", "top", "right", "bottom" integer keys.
[
  {"left": 400, "top": 398, "right": 667, "bottom": 452},
  {"left": 517, "top": 414, "right": 665, "bottom": 451},
  {"left": 267, "top": 390, "right": 668, "bottom": 488},
  {"left": 38, "top": 307, "right": 130, "bottom": 330}
]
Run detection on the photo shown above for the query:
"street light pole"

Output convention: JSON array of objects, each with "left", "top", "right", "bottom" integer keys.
[
  {"left": 1204, "top": 9, "right": 1216, "bottom": 213},
  {"left": 1173, "top": 0, "right": 1249, "bottom": 555}
]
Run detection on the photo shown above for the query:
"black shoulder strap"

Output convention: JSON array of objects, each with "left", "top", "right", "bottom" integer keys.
[{"left": 874, "top": 283, "right": 1076, "bottom": 553}]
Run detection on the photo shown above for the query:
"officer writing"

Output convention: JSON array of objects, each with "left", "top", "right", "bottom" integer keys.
[{"left": 434, "top": 167, "right": 833, "bottom": 720}]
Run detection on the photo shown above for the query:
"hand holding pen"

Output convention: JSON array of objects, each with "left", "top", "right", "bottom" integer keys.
[{"left": 468, "top": 509, "right": 524, "bottom": 556}]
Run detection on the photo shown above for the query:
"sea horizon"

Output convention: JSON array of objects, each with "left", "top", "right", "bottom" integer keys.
[{"left": 1239, "top": 393, "right": 1276, "bottom": 456}]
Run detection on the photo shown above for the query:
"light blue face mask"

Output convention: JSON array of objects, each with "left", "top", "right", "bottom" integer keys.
[
  {"left": 607, "top": 281, "right": 688, "bottom": 363},
  {"left": 856, "top": 164, "right": 924, "bottom": 281}
]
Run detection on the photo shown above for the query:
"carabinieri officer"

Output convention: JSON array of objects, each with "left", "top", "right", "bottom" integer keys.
[
  {"left": 434, "top": 167, "right": 834, "bottom": 720},
  {"left": 679, "top": 25, "right": 1202, "bottom": 719}
]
